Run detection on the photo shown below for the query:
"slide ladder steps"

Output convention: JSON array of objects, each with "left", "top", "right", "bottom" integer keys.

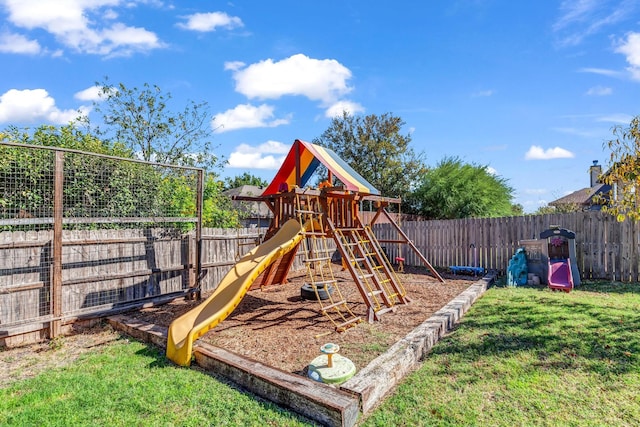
[
  {"left": 361, "top": 225, "right": 408, "bottom": 303},
  {"left": 328, "top": 225, "right": 385, "bottom": 322},
  {"left": 331, "top": 223, "right": 410, "bottom": 322},
  {"left": 295, "top": 193, "right": 362, "bottom": 333}
]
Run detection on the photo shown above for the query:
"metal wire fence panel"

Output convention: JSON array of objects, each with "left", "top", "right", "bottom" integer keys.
[{"left": 0, "top": 143, "right": 202, "bottom": 339}]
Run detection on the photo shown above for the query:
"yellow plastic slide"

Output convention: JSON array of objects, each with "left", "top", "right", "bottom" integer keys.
[{"left": 166, "top": 219, "right": 306, "bottom": 366}]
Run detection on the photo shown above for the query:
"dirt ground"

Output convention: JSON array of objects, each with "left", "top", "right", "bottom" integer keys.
[{"left": 0, "top": 265, "right": 477, "bottom": 387}]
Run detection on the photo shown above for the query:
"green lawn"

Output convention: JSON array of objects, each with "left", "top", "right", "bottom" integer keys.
[
  {"left": 2, "top": 281, "right": 639, "bottom": 426},
  {"left": 0, "top": 339, "right": 309, "bottom": 426},
  {"left": 363, "top": 281, "right": 640, "bottom": 426}
]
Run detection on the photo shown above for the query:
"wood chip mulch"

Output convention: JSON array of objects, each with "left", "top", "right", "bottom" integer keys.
[{"left": 129, "top": 265, "right": 477, "bottom": 374}]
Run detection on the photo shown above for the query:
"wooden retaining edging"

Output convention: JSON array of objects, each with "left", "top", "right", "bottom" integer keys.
[
  {"left": 340, "top": 273, "right": 495, "bottom": 414},
  {"left": 107, "top": 273, "right": 494, "bottom": 426}
]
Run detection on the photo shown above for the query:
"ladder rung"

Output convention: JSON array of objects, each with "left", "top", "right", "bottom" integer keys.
[
  {"left": 358, "top": 273, "right": 374, "bottom": 279},
  {"left": 373, "top": 265, "right": 384, "bottom": 270},
  {"left": 304, "top": 231, "right": 326, "bottom": 236},
  {"left": 353, "top": 257, "right": 365, "bottom": 262},
  {"left": 315, "top": 279, "right": 337, "bottom": 286},
  {"left": 296, "top": 209, "right": 319, "bottom": 214},
  {"left": 375, "top": 306, "right": 395, "bottom": 316},
  {"left": 305, "top": 256, "right": 330, "bottom": 262},
  {"left": 367, "top": 290, "right": 383, "bottom": 296},
  {"left": 336, "top": 317, "right": 362, "bottom": 330},
  {"left": 322, "top": 299, "right": 347, "bottom": 311}
]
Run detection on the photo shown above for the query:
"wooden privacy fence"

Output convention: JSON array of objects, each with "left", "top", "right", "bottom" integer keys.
[
  {"left": 0, "top": 226, "right": 273, "bottom": 345},
  {"left": 373, "top": 211, "right": 640, "bottom": 282},
  {"left": 13, "top": 142, "right": 600, "bottom": 346},
  {"left": 0, "top": 142, "right": 204, "bottom": 345}
]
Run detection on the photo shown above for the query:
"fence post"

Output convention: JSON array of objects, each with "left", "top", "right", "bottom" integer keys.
[
  {"left": 195, "top": 169, "right": 203, "bottom": 295},
  {"left": 50, "top": 150, "right": 64, "bottom": 337}
]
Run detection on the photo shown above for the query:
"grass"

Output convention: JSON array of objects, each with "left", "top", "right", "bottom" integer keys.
[
  {"left": 362, "top": 281, "right": 640, "bottom": 426},
  {"left": 0, "top": 338, "right": 309, "bottom": 426},
  {"left": 2, "top": 281, "right": 639, "bottom": 426}
]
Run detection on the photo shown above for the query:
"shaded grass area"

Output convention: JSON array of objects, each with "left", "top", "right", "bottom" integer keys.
[
  {"left": 363, "top": 281, "right": 640, "bottom": 426},
  {"left": 0, "top": 338, "right": 309, "bottom": 427}
]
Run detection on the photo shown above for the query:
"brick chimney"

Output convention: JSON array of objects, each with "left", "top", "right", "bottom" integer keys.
[{"left": 590, "top": 160, "right": 602, "bottom": 187}]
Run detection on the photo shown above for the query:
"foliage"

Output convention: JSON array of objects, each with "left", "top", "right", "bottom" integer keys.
[
  {"left": 535, "top": 202, "right": 582, "bottom": 215},
  {"left": 1, "top": 123, "right": 240, "bottom": 230},
  {"left": 598, "top": 115, "right": 640, "bottom": 222},
  {"left": 224, "top": 172, "right": 269, "bottom": 190},
  {"left": 85, "top": 79, "right": 221, "bottom": 171},
  {"left": 203, "top": 175, "right": 240, "bottom": 228},
  {"left": 510, "top": 203, "right": 524, "bottom": 216},
  {"left": 312, "top": 111, "right": 426, "bottom": 201},
  {"left": 406, "top": 156, "right": 516, "bottom": 219},
  {"left": 0, "top": 124, "right": 153, "bottom": 225},
  {"left": 364, "top": 282, "right": 640, "bottom": 426}
]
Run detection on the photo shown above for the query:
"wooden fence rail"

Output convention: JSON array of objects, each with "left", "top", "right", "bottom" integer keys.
[
  {"left": 373, "top": 211, "right": 640, "bottom": 282},
  {"left": 2, "top": 211, "right": 638, "bottom": 345}
]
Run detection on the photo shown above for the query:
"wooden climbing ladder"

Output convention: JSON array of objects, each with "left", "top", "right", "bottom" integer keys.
[
  {"left": 329, "top": 219, "right": 410, "bottom": 322},
  {"left": 295, "top": 193, "right": 362, "bottom": 332}
]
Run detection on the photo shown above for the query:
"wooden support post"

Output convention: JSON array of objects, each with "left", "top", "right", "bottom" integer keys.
[
  {"left": 381, "top": 208, "right": 445, "bottom": 283},
  {"left": 50, "top": 151, "right": 64, "bottom": 337},
  {"left": 194, "top": 169, "right": 203, "bottom": 299}
]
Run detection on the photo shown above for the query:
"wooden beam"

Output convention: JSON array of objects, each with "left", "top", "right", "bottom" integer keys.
[
  {"left": 380, "top": 209, "right": 445, "bottom": 283},
  {"left": 50, "top": 151, "right": 64, "bottom": 337}
]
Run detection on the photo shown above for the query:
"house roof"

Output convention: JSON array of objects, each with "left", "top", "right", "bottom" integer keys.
[
  {"left": 549, "top": 183, "right": 611, "bottom": 206},
  {"left": 262, "top": 139, "right": 380, "bottom": 196},
  {"left": 223, "top": 185, "right": 272, "bottom": 218}
]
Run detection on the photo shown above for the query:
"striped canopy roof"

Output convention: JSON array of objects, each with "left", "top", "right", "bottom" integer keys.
[{"left": 262, "top": 139, "right": 380, "bottom": 196}]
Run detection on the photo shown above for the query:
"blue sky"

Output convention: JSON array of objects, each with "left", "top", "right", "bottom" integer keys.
[{"left": 1, "top": 1, "right": 639, "bottom": 213}]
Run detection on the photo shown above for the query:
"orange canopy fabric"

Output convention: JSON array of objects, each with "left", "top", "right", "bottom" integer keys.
[{"left": 262, "top": 139, "right": 380, "bottom": 196}]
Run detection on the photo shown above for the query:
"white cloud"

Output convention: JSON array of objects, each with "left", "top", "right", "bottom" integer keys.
[
  {"left": 0, "top": 88, "right": 83, "bottom": 124},
  {"left": 2, "top": 0, "right": 164, "bottom": 57},
  {"left": 553, "top": 0, "right": 632, "bottom": 47},
  {"left": 552, "top": 127, "right": 600, "bottom": 138},
  {"left": 229, "top": 54, "right": 353, "bottom": 104},
  {"left": 596, "top": 113, "right": 633, "bottom": 124},
  {"left": 227, "top": 140, "right": 289, "bottom": 169},
  {"left": 585, "top": 85, "right": 612, "bottom": 96},
  {"left": 224, "top": 61, "right": 245, "bottom": 71},
  {"left": 485, "top": 166, "right": 497, "bottom": 175},
  {"left": 0, "top": 32, "right": 41, "bottom": 54},
  {"left": 74, "top": 86, "right": 104, "bottom": 101},
  {"left": 324, "top": 100, "right": 365, "bottom": 118},
  {"left": 615, "top": 32, "right": 640, "bottom": 80},
  {"left": 212, "top": 103, "right": 290, "bottom": 133},
  {"left": 525, "top": 145, "right": 575, "bottom": 160},
  {"left": 471, "top": 89, "right": 494, "bottom": 97},
  {"left": 578, "top": 67, "right": 623, "bottom": 78},
  {"left": 177, "top": 12, "right": 243, "bottom": 32}
]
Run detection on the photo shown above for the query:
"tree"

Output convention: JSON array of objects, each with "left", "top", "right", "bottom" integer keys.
[
  {"left": 85, "top": 79, "right": 220, "bottom": 170},
  {"left": 407, "top": 156, "right": 516, "bottom": 219},
  {"left": 598, "top": 115, "right": 640, "bottom": 222},
  {"left": 224, "top": 172, "right": 269, "bottom": 190},
  {"left": 312, "top": 112, "right": 426, "bottom": 201},
  {"left": 534, "top": 202, "right": 581, "bottom": 215}
]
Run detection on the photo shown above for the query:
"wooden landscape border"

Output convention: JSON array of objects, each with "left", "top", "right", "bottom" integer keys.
[{"left": 108, "top": 272, "right": 494, "bottom": 427}]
